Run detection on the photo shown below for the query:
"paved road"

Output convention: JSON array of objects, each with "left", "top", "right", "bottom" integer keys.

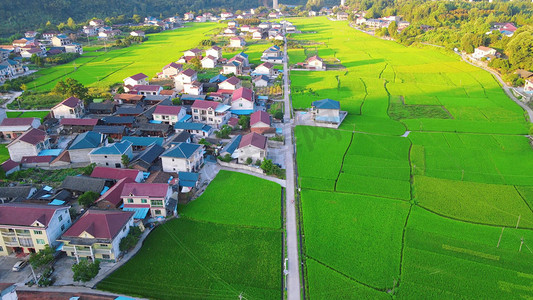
[
  {"left": 219, "top": 166, "right": 287, "bottom": 187},
  {"left": 460, "top": 54, "right": 533, "bottom": 123},
  {"left": 15, "top": 285, "right": 148, "bottom": 300},
  {"left": 283, "top": 27, "right": 302, "bottom": 300}
]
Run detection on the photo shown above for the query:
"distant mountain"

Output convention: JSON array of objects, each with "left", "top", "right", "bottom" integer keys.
[{"left": 0, "top": 0, "right": 305, "bottom": 36}]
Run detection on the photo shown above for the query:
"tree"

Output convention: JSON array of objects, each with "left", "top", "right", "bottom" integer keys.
[
  {"left": 119, "top": 226, "right": 142, "bottom": 252},
  {"left": 388, "top": 21, "right": 398, "bottom": 38},
  {"left": 215, "top": 125, "right": 232, "bottom": 138},
  {"left": 51, "top": 78, "right": 89, "bottom": 100},
  {"left": 67, "top": 17, "right": 76, "bottom": 30},
  {"left": 78, "top": 191, "right": 99, "bottom": 208},
  {"left": 132, "top": 14, "right": 142, "bottom": 23},
  {"left": 261, "top": 158, "right": 273, "bottom": 173},
  {"left": 189, "top": 57, "right": 202, "bottom": 70},
  {"left": 238, "top": 115, "right": 250, "bottom": 130},
  {"left": 245, "top": 157, "right": 253, "bottom": 165},
  {"left": 29, "top": 245, "right": 55, "bottom": 269},
  {"left": 72, "top": 259, "right": 100, "bottom": 282},
  {"left": 506, "top": 31, "right": 533, "bottom": 70},
  {"left": 121, "top": 154, "right": 130, "bottom": 166}
]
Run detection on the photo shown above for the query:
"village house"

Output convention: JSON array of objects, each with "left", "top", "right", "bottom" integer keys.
[
  {"left": 121, "top": 183, "right": 175, "bottom": 218},
  {"left": 90, "top": 166, "right": 144, "bottom": 183},
  {"left": 89, "top": 19, "right": 104, "bottom": 27},
  {"left": 252, "top": 31, "right": 264, "bottom": 40},
  {"left": 231, "top": 87, "right": 255, "bottom": 114},
  {"left": 83, "top": 26, "right": 98, "bottom": 36},
  {"left": 184, "top": 12, "right": 195, "bottom": 21},
  {"left": 184, "top": 81, "right": 203, "bottom": 95},
  {"left": 206, "top": 46, "right": 222, "bottom": 60},
  {"left": 253, "top": 62, "right": 275, "bottom": 77},
  {"left": 51, "top": 97, "right": 85, "bottom": 119},
  {"left": 161, "top": 142, "right": 204, "bottom": 173},
  {"left": 0, "top": 118, "right": 41, "bottom": 140},
  {"left": 1, "top": 159, "right": 20, "bottom": 177},
  {"left": 87, "top": 101, "right": 116, "bottom": 115},
  {"left": 95, "top": 177, "right": 135, "bottom": 209},
  {"left": 129, "top": 143, "right": 165, "bottom": 171},
  {"left": 123, "top": 73, "right": 149, "bottom": 91},
  {"left": 311, "top": 98, "right": 342, "bottom": 124},
  {"left": 235, "top": 132, "right": 267, "bottom": 164},
  {"left": 64, "top": 43, "right": 83, "bottom": 55},
  {"left": 261, "top": 45, "right": 283, "bottom": 64},
  {"left": 60, "top": 118, "right": 99, "bottom": 133},
  {"left": 222, "top": 61, "right": 242, "bottom": 75},
  {"left": 132, "top": 85, "right": 163, "bottom": 96},
  {"left": 306, "top": 55, "right": 326, "bottom": 70},
  {"left": 51, "top": 34, "right": 71, "bottom": 47},
  {"left": 103, "top": 116, "right": 135, "bottom": 128},
  {"left": 183, "top": 48, "right": 203, "bottom": 58},
  {"left": 174, "top": 122, "right": 214, "bottom": 137},
  {"left": 201, "top": 55, "right": 217, "bottom": 68},
  {"left": 25, "top": 31, "right": 39, "bottom": 38},
  {"left": 224, "top": 27, "right": 238, "bottom": 36},
  {"left": 158, "top": 62, "right": 183, "bottom": 79},
  {"left": 253, "top": 75, "right": 269, "bottom": 87},
  {"left": 174, "top": 68, "right": 197, "bottom": 91},
  {"left": 250, "top": 110, "right": 273, "bottom": 134},
  {"left": 60, "top": 209, "right": 134, "bottom": 262},
  {"left": 121, "top": 136, "right": 164, "bottom": 151},
  {"left": 93, "top": 125, "right": 126, "bottom": 140},
  {"left": 60, "top": 176, "right": 105, "bottom": 197},
  {"left": 219, "top": 76, "right": 242, "bottom": 91},
  {"left": 7, "top": 128, "right": 50, "bottom": 162},
  {"left": 130, "top": 30, "right": 145, "bottom": 37},
  {"left": 191, "top": 100, "right": 231, "bottom": 128},
  {"left": 524, "top": 77, "right": 533, "bottom": 92},
  {"left": 0, "top": 185, "right": 35, "bottom": 203},
  {"left": 337, "top": 12, "right": 349, "bottom": 21},
  {"left": 0, "top": 203, "right": 71, "bottom": 256},
  {"left": 88, "top": 140, "right": 133, "bottom": 168},
  {"left": 473, "top": 46, "right": 498, "bottom": 60},
  {"left": 68, "top": 131, "right": 106, "bottom": 163},
  {"left": 153, "top": 105, "right": 187, "bottom": 125},
  {"left": 229, "top": 36, "right": 246, "bottom": 48}
]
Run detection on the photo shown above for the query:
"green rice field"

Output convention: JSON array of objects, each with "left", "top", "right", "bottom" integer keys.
[
  {"left": 291, "top": 17, "right": 533, "bottom": 299},
  {"left": 97, "top": 171, "right": 283, "bottom": 299}
]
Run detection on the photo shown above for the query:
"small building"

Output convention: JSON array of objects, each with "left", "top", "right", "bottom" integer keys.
[
  {"left": 121, "top": 136, "right": 164, "bottom": 151},
  {"left": 222, "top": 61, "right": 242, "bottom": 75},
  {"left": 121, "top": 183, "right": 175, "bottom": 218},
  {"left": 209, "top": 74, "right": 227, "bottom": 84},
  {"left": 59, "top": 209, "right": 134, "bottom": 262},
  {"left": 231, "top": 87, "right": 254, "bottom": 114},
  {"left": 92, "top": 125, "right": 126, "bottom": 140},
  {"left": 0, "top": 203, "right": 71, "bottom": 256},
  {"left": 201, "top": 55, "right": 217, "bottom": 68},
  {"left": 161, "top": 143, "right": 204, "bottom": 173},
  {"left": 235, "top": 132, "right": 267, "bottom": 164},
  {"left": 229, "top": 37, "right": 246, "bottom": 48},
  {"left": 250, "top": 111, "right": 273, "bottom": 134},
  {"left": 130, "top": 30, "right": 145, "bottom": 37},
  {"left": 311, "top": 99, "right": 341, "bottom": 124},
  {"left": 184, "top": 81, "right": 203, "bottom": 95},
  {"left": 51, "top": 97, "right": 85, "bottom": 119},
  {"left": 153, "top": 105, "right": 186, "bottom": 125},
  {"left": 123, "top": 73, "right": 149, "bottom": 90},
  {"left": 60, "top": 118, "right": 99, "bottom": 133},
  {"left": 206, "top": 46, "right": 222, "bottom": 60},
  {"left": 137, "top": 123, "right": 172, "bottom": 137},
  {"left": 0, "top": 117, "right": 41, "bottom": 140},
  {"left": 87, "top": 101, "right": 116, "bottom": 115},
  {"left": 68, "top": 131, "right": 105, "bottom": 163},
  {"left": 252, "top": 31, "right": 263, "bottom": 40},
  {"left": 129, "top": 143, "right": 165, "bottom": 171},
  {"left": 0, "top": 159, "right": 20, "bottom": 177},
  {"left": 7, "top": 128, "right": 49, "bottom": 162},
  {"left": 132, "top": 85, "right": 163, "bottom": 96},
  {"left": 0, "top": 186, "right": 35, "bottom": 203},
  {"left": 253, "top": 75, "right": 269, "bottom": 87},
  {"left": 158, "top": 62, "right": 183, "bottom": 79},
  {"left": 306, "top": 55, "right": 326, "bottom": 70},
  {"left": 60, "top": 176, "right": 107, "bottom": 196},
  {"left": 178, "top": 171, "right": 200, "bottom": 193},
  {"left": 51, "top": 34, "right": 71, "bottom": 47},
  {"left": 95, "top": 177, "right": 135, "bottom": 209},
  {"left": 473, "top": 46, "right": 498, "bottom": 60},
  {"left": 174, "top": 122, "right": 214, "bottom": 137},
  {"left": 219, "top": 76, "right": 242, "bottom": 91},
  {"left": 253, "top": 62, "right": 274, "bottom": 77},
  {"left": 183, "top": 48, "right": 203, "bottom": 58},
  {"left": 88, "top": 140, "right": 133, "bottom": 168},
  {"left": 174, "top": 68, "right": 197, "bottom": 91},
  {"left": 191, "top": 100, "right": 231, "bottom": 128},
  {"left": 337, "top": 12, "right": 349, "bottom": 21},
  {"left": 524, "top": 77, "right": 533, "bottom": 92},
  {"left": 103, "top": 116, "right": 135, "bottom": 128}
]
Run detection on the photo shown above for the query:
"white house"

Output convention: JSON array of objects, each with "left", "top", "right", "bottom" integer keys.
[
  {"left": 191, "top": 100, "right": 231, "bottom": 128},
  {"left": 222, "top": 61, "right": 242, "bottom": 75},
  {"left": 307, "top": 55, "right": 326, "bottom": 70},
  {"left": 153, "top": 105, "right": 186, "bottom": 125},
  {"left": 0, "top": 117, "right": 41, "bottom": 140},
  {"left": 229, "top": 37, "right": 246, "bottom": 48},
  {"left": 158, "top": 62, "right": 182, "bottom": 78},
  {"left": 311, "top": 98, "right": 342, "bottom": 124},
  {"left": 253, "top": 75, "right": 269, "bottom": 87},
  {"left": 205, "top": 46, "right": 222, "bottom": 60},
  {"left": 88, "top": 140, "right": 133, "bottom": 168},
  {"left": 174, "top": 68, "right": 197, "bottom": 91},
  {"left": 7, "top": 128, "right": 50, "bottom": 162},
  {"left": 51, "top": 97, "right": 85, "bottom": 119},
  {"left": 473, "top": 46, "right": 498, "bottom": 60},
  {"left": 130, "top": 30, "right": 145, "bottom": 37},
  {"left": 201, "top": 55, "right": 217, "bottom": 68},
  {"left": 219, "top": 76, "right": 242, "bottom": 91},
  {"left": 231, "top": 87, "right": 254, "bottom": 114},
  {"left": 253, "top": 62, "right": 274, "bottom": 77},
  {"left": 122, "top": 183, "right": 175, "bottom": 218},
  {"left": 123, "top": 73, "right": 149, "bottom": 91},
  {"left": 235, "top": 132, "right": 267, "bottom": 164},
  {"left": 68, "top": 131, "right": 106, "bottom": 163},
  {"left": 184, "top": 81, "right": 203, "bottom": 95},
  {"left": 161, "top": 143, "right": 204, "bottom": 173},
  {"left": 524, "top": 77, "right": 533, "bottom": 92}
]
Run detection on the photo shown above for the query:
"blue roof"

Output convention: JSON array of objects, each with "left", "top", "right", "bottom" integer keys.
[
  {"left": 174, "top": 122, "right": 212, "bottom": 132},
  {"left": 209, "top": 74, "right": 228, "bottom": 83},
  {"left": 215, "top": 104, "right": 231, "bottom": 113},
  {"left": 178, "top": 171, "right": 199, "bottom": 182},
  {"left": 121, "top": 136, "right": 164, "bottom": 147},
  {"left": 312, "top": 99, "right": 340, "bottom": 110},
  {"left": 180, "top": 94, "right": 207, "bottom": 101},
  {"left": 69, "top": 131, "right": 103, "bottom": 150},
  {"left": 100, "top": 186, "right": 110, "bottom": 195},
  {"left": 48, "top": 199, "right": 66, "bottom": 205},
  {"left": 221, "top": 135, "right": 241, "bottom": 155},
  {"left": 123, "top": 207, "right": 149, "bottom": 220},
  {"left": 38, "top": 149, "right": 62, "bottom": 156},
  {"left": 315, "top": 115, "right": 341, "bottom": 123},
  {"left": 258, "top": 96, "right": 269, "bottom": 100},
  {"left": 238, "top": 52, "right": 249, "bottom": 58},
  {"left": 91, "top": 140, "right": 132, "bottom": 155},
  {"left": 149, "top": 120, "right": 163, "bottom": 124},
  {"left": 179, "top": 115, "right": 191, "bottom": 122},
  {"left": 161, "top": 143, "right": 202, "bottom": 159},
  {"left": 231, "top": 109, "right": 254, "bottom": 115}
]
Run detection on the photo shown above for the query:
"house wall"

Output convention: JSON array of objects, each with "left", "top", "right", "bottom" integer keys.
[
  {"left": 201, "top": 59, "right": 216, "bottom": 68},
  {"left": 44, "top": 208, "right": 71, "bottom": 250},
  {"left": 254, "top": 79, "right": 268, "bottom": 87},
  {"left": 161, "top": 149, "right": 203, "bottom": 173},
  {"left": 52, "top": 103, "right": 84, "bottom": 119},
  {"left": 68, "top": 148, "right": 93, "bottom": 163},
  {"left": 124, "top": 78, "right": 148, "bottom": 87},
  {"left": 525, "top": 80, "right": 533, "bottom": 92},
  {"left": 236, "top": 145, "right": 266, "bottom": 164},
  {"left": 8, "top": 141, "right": 40, "bottom": 162},
  {"left": 153, "top": 109, "right": 186, "bottom": 125},
  {"left": 89, "top": 153, "right": 131, "bottom": 168},
  {"left": 231, "top": 99, "right": 254, "bottom": 111},
  {"left": 123, "top": 193, "right": 169, "bottom": 217},
  {"left": 206, "top": 49, "right": 221, "bottom": 59},
  {"left": 255, "top": 66, "right": 273, "bottom": 76},
  {"left": 162, "top": 68, "right": 179, "bottom": 78},
  {"left": 316, "top": 108, "right": 340, "bottom": 119},
  {"left": 110, "top": 216, "right": 133, "bottom": 259},
  {"left": 222, "top": 65, "right": 240, "bottom": 75},
  {"left": 219, "top": 81, "right": 241, "bottom": 90}
]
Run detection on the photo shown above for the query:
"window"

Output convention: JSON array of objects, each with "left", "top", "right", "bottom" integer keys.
[
  {"left": 58, "top": 215, "right": 63, "bottom": 222},
  {"left": 193, "top": 109, "right": 198, "bottom": 113},
  {"left": 102, "top": 254, "right": 110, "bottom": 259},
  {"left": 141, "top": 199, "right": 147, "bottom": 203},
  {"left": 33, "top": 230, "right": 42, "bottom": 235},
  {"left": 194, "top": 116, "right": 199, "bottom": 119},
  {"left": 60, "top": 224, "right": 65, "bottom": 231},
  {"left": 0, "top": 246, "right": 3, "bottom": 251},
  {"left": 127, "top": 199, "right": 134, "bottom": 203},
  {"left": 36, "top": 239, "right": 45, "bottom": 245},
  {"left": 239, "top": 103, "right": 243, "bottom": 107},
  {"left": 105, "top": 162, "right": 109, "bottom": 166},
  {"left": 104, "top": 155, "right": 108, "bottom": 158},
  {"left": 69, "top": 109, "right": 74, "bottom": 114},
  {"left": 100, "top": 244, "right": 107, "bottom": 247},
  {"left": 155, "top": 210, "right": 161, "bottom": 215},
  {"left": 151, "top": 200, "right": 163, "bottom": 207},
  {"left": 122, "top": 227, "right": 126, "bottom": 232}
]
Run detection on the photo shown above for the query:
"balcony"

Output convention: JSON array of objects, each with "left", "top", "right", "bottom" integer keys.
[
  {"left": 1, "top": 231, "right": 16, "bottom": 237},
  {"left": 94, "top": 248, "right": 112, "bottom": 255},
  {"left": 15, "top": 231, "right": 31, "bottom": 237},
  {"left": 4, "top": 240, "right": 19, "bottom": 247}
]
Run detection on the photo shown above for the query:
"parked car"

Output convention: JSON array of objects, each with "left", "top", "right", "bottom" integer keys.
[{"left": 12, "top": 260, "right": 27, "bottom": 272}]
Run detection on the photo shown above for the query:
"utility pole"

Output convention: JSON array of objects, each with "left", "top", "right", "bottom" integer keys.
[
  {"left": 519, "top": 237, "right": 524, "bottom": 252},
  {"left": 496, "top": 227, "right": 504, "bottom": 248},
  {"left": 516, "top": 215, "right": 521, "bottom": 229}
]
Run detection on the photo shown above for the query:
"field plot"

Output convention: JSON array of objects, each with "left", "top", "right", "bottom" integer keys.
[
  {"left": 98, "top": 171, "right": 282, "bottom": 299},
  {"left": 6, "top": 111, "right": 50, "bottom": 122},
  {"left": 0, "top": 144, "right": 8, "bottom": 163},
  {"left": 290, "top": 17, "right": 533, "bottom": 299},
  {"left": 30, "top": 23, "right": 222, "bottom": 92}
]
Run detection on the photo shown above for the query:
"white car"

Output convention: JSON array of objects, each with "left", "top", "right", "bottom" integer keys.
[{"left": 12, "top": 260, "right": 27, "bottom": 272}]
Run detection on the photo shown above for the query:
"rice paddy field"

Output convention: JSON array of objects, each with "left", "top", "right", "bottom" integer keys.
[
  {"left": 28, "top": 23, "right": 223, "bottom": 92},
  {"left": 291, "top": 17, "right": 533, "bottom": 299},
  {"left": 97, "top": 171, "right": 283, "bottom": 299}
]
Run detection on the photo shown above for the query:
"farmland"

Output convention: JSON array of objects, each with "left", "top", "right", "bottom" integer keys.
[
  {"left": 6, "top": 111, "right": 50, "bottom": 122},
  {"left": 28, "top": 23, "right": 222, "bottom": 92},
  {"left": 290, "top": 17, "right": 533, "bottom": 299},
  {"left": 97, "top": 171, "right": 283, "bottom": 299}
]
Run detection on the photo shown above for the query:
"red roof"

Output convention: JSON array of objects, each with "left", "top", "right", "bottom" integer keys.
[
  {"left": 11, "top": 128, "right": 46, "bottom": 146},
  {"left": 21, "top": 155, "right": 54, "bottom": 164},
  {"left": 0, "top": 203, "right": 67, "bottom": 227},
  {"left": 160, "top": 89, "right": 175, "bottom": 96},
  {"left": 97, "top": 177, "right": 135, "bottom": 208},
  {"left": 307, "top": 55, "right": 323, "bottom": 62},
  {"left": 230, "top": 36, "right": 243, "bottom": 40},
  {"left": 154, "top": 105, "right": 182, "bottom": 115},
  {"left": 187, "top": 48, "right": 202, "bottom": 54},
  {"left": 129, "top": 73, "right": 148, "bottom": 81},
  {"left": 250, "top": 110, "right": 271, "bottom": 126},
  {"left": 259, "top": 62, "right": 273, "bottom": 69},
  {"left": 211, "top": 46, "right": 222, "bottom": 50},
  {"left": 59, "top": 97, "right": 82, "bottom": 108},
  {"left": 180, "top": 68, "right": 196, "bottom": 77},
  {"left": 239, "top": 132, "right": 267, "bottom": 150},
  {"left": 192, "top": 100, "right": 219, "bottom": 110},
  {"left": 163, "top": 62, "right": 182, "bottom": 70},
  {"left": 1, "top": 159, "right": 19, "bottom": 173},
  {"left": 91, "top": 166, "right": 142, "bottom": 181},
  {"left": 60, "top": 118, "right": 98, "bottom": 126},
  {"left": 0, "top": 117, "right": 38, "bottom": 127},
  {"left": 228, "top": 117, "right": 239, "bottom": 127},
  {"left": 62, "top": 209, "right": 134, "bottom": 240},
  {"left": 133, "top": 85, "right": 162, "bottom": 92},
  {"left": 121, "top": 183, "right": 169, "bottom": 198},
  {"left": 223, "top": 76, "right": 241, "bottom": 86},
  {"left": 232, "top": 87, "right": 253, "bottom": 102}
]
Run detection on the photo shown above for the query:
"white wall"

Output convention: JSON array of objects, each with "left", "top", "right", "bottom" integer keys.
[{"left": 45, "top": 207, "right": 72, "bottom": 249}]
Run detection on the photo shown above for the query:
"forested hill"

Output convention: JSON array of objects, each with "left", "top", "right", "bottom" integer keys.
[{"left": 0, "top": 0, "right": 303, "bottom": 36}]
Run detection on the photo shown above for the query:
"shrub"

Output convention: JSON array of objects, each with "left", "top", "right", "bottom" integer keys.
[{"left": 72, "top": 259, "right": 100, "bottom": 282}]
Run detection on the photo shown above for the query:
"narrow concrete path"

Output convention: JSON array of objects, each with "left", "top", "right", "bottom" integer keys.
[
  {"left": 15, "top": 285, "right": 148, "bottom": 300},
  {"left": 283, "top": 26, "right": 302, "bottom": 300},
  {"left": 219, "top": 166, "right": 286, "bottom": 187}
]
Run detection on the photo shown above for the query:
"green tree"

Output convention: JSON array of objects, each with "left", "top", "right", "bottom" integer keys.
[
  {"left": 506, "top": 31, "right": 533, "bottom": 70},
  {"left": 132, "top": 14, "right": 142, "bottom": 23},
  {"left": 215, "top": 125, "right": 232, "bottom": 138},
  {"left": 189, "top": 57, "right": 202, "bottom": 70},
  {"left": 121, "top": 154, "right": 130, "bottom": 166},
  {"left": 72, "top": 259, "right": 100, "bottom": 282},
  {"left": 245, "top": 157, "right": 253, "bottom": 165},
  {"left": 78, "top": 191, "right": 99, "bottom": 208},
  {"left": 29, "top": 245, "right": 55, "bottom": 269},
  {"left": 261, "top": 158, "right": 273, "bottom": 173},
  {"left": 119, "top": 226, "right": 142, "bottom": 252},
  {"left": 51, "top": 78, "right": 89, "bottom": 100},
  {"left": 67, "top": 17, "right": 76, "bottom": 30},
  {"left": 238, "top": 115, "right": 250, "bottom": 130},
  {"left": 388, "top": 21, "right": 398, "bottom": 38},
  {"left": 172, "top": 97, "right": 181, "bottom": 105}
]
